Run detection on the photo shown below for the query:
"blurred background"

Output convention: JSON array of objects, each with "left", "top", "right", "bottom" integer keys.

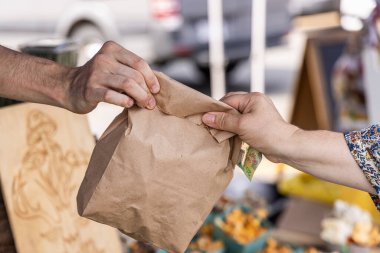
[
  {"left": 0, "top": 0, "right": 340, "bottom": 91},
  {"left": 0, "top": 0, "right": 342, "bottom": 136}
]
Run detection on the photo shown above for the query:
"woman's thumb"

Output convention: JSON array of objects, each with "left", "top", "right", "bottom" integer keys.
[{"left": 202, "top": 112, "right": 240, "bottom": 132}]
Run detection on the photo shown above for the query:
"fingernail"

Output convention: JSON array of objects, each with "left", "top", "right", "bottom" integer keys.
[
  {"left": 127, "top": 100, "right": 134, "bottom": 108},
  {"left": 203, "top": 113, "right": 216, "bottom": 124},
  {"left": 147, "top": 97, "right": 156, "bottom": 109},
  {"left": 152, "top": 83, "right": 160, "bottom": 93}
]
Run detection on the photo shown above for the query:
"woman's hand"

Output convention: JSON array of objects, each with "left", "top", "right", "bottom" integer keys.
[
  {"left": 202, "top": 92, "right": 375, "bottom": 194},
  {"left": 202, "top": 92, "right": 298, "bottom": 163}
]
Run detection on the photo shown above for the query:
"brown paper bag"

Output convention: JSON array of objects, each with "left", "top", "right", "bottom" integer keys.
[{"left": 77, "top": 72, "right": 242, "bottom": 253}]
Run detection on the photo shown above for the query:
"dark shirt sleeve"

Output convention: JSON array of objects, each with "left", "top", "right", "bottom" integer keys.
[{"left": 344, "top": 124, "right": 380, "bottom": 210}]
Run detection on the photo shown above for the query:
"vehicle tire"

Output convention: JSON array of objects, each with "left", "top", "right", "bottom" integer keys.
[
  {"left": 68, "top": 24, "right": 106, "bottom": 65},
  {"left": 69, "top": 23, "right": 105, "bottom": 45}
]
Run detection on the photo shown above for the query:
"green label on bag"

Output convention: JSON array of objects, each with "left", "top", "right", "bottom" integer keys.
[{"left": 238, "top": 142, "right": 262, "bottom": 181}]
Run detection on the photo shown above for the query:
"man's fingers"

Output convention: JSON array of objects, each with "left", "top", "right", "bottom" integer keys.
[
  {"left": 102, "top": 74, "right": 156, "bottom": 109},
  {"left": 112, "top": 62, "right": 149, "bottom": 91},
  {"left": 102, "top": 89, "right": 135, "bottom": 108},
  {"left": 111, "top": 44, "right": 160, "bottom": 94},
  {"left": 202, "top": 112, "right": 241, "bottom": 132},
  {"left": 111, "top": 62, "right": 156, "bottom": 107}
]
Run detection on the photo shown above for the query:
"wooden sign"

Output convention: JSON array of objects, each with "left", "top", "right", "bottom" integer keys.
[
  {"left": 0, "top": 103, "right": 122, "bottom": 253},
  {"left": 291, "top": 28, "right": 350, "bottom": 131}
]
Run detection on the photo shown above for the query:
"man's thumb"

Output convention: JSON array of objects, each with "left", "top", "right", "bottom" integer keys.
[{"left": 202, "top": 112, "right": 240, "bottom": 132}]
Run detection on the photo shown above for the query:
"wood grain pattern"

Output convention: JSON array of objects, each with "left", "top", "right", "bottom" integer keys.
[{"left": 0, "top": 103, "right": 122, "bottom": 253}]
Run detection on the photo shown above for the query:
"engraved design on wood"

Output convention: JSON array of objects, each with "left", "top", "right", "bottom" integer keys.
[{"left": 11, "top": 110, "right": 104, "bottom": 253}]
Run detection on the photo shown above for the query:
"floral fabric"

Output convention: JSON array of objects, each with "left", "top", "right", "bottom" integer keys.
[{"left": 345, "top": 125, "right": 380, "bottom": 210}]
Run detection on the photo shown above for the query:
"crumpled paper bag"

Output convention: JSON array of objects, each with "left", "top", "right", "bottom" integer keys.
[{"left": 77, "top": 72, "right": 242, "bottom": 253}]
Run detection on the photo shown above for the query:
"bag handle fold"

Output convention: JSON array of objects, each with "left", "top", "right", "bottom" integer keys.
[{"left": 154, "top": 72, "right": 238, "bottom": 143}]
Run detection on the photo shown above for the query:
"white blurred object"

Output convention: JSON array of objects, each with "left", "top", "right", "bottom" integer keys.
[
  {"left": 341, "top": 16, "right": 365, "bottom": 31},
  {"left": 151, "top": 0, "right": 183, "bottom": 31},
  {"left": 321, "top": 218, "right": 352, "bottom": 245},
  {"left": 333, "top": 200, "right": 372, "bottom": 225},
  {"left": 86, "top": 103, "right": 123, "bottom": 139},
  {"left": 320, "top": 200, "right": 373, "bottom": 246},
  {"left": 363, "top": 47, "right": 380, "bottom": 125},
  {"left": 77, "top": 42, "right": 103, "bottom": 66},
  {"left": 83, "top": 43, "right": 102, "bottom": 60},
  {"left": 224, "top": 167, "right": 252, "bottom": 199},
  {"left": 341, "top": 0, "right": 376, "bottom": 19},
  {"left": 208, "top": 0, "right": 226, "bottom": 99},
  {"left": 340, "top": 0, "right": 376, "bottom": 31},
  {"left": 251, "top": 0, "right": 267, "bottom": 93}
]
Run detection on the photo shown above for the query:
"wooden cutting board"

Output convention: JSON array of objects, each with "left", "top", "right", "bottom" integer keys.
[{"left": 0, "top": 103, "right": 122, "bottom": 253}]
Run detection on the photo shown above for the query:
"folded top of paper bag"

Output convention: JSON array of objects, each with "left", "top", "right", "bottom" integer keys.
[{"left": 154, "top": 72, "right": 238, "bottom": 143}]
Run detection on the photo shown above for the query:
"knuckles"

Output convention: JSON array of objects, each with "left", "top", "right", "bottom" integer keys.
[
  {"left": 92, "top": 53, "right": 110, "bottom": 67},
  {"left": 100, "top": 40, "right": 119, "bottom": 53},
  {"left": 236, "top": 116, "right": 249, "bottom": 131},
  {"left": 102, "top": 90, "right": 112, "bottom": 101},
  {"left": 216, "top": 112, "right": 227, "bottom": 129},
  {"left": 128, "top": 70, "right": 145, "bottom": 85},
  {"left": 250, "top": 92, "right": 267, "bottom": 103},
  {"left": 81, "top": 40, "right": 156, "bottom": 109},
  {"left": 131, "top": 57, "right": 149, "bottom": 72},
  {"left": 120, "top": 77, "right": 135, "bottom": 91}
]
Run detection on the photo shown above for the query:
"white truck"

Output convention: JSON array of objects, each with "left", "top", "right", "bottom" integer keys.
[{"left": 0, "top": 0, "right": 180, "bottom": 63}]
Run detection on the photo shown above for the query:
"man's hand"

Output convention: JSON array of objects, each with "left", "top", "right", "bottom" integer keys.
[
  {"left": 202, "top": 92, "right": 298, "bottom": 163},
  {"left": 65, "top": 41, "right": 160, "bottom": 114}
]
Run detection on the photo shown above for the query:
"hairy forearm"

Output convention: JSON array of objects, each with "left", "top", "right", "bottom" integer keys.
[
  {"left": 0, "top": 45, "right": 72, "bottom": 108},
  {"left": 282, "top": 129, "right": 376, "bottom": 194}
]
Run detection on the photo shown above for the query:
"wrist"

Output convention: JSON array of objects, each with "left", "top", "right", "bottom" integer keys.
[
  {"left": 21, "top": 57, "right": 76, "bottom": 110},
  {"left": 60, "top": 66, "right": 80, "bottom": 112},
  {"left": 27, "top": 56, "right": 75, "bottom": 110}
]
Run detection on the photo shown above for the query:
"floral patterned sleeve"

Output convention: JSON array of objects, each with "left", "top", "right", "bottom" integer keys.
[{"left": 344, "top": 124, "right": 380, "bottom": 210}]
